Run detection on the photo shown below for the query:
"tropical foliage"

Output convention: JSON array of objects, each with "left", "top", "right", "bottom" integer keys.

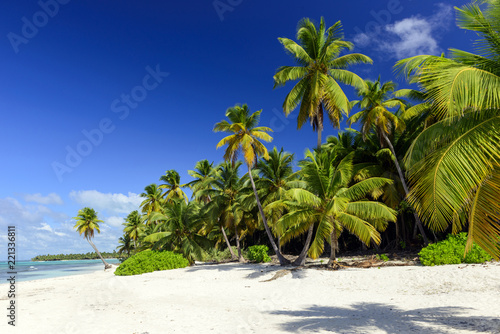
[{"left": 111, "top": 7, "right": 500, "bottom": 267}]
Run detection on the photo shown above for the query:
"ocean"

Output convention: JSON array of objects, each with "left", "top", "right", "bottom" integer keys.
[{"left": 0, "top": 259, "right": 121, "bottom": 283}]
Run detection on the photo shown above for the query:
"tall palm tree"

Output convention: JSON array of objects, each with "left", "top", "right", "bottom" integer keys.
[
  {"left": 143, "top": 199, "right": 211, "bottom": 264},
  {"left": 395, "top": 1, "right": 500, "bottom": 258},
  {"left": 202, "top": 161, "right": 246, "bottom": 261},
  {"left": 214, "top": 104, "right": 290, "bottom": 265},
  {"left": 159, "top": 169, "right": 189, "bottom": 203},
  {"left": 123, "top": 210, "right": 145, "bottom": 249},
  {"left": 277, "top": 151, "right": 397, "bottom": 266},
  {"left": 73, "top": 207, "right": 112, "bottom": 269},
  {"left": 140, "top": 183, "right": 164, "bottom": 216},
  {"left": 273, "top": 17, "right": 372, "bottom": 149},
  {"left": 348, "top": 78, "right": 429, "bottom": 244}
]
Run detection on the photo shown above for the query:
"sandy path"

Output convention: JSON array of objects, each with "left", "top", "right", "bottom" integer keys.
[{"left": 1, "top": 262, "right": 499, "bottom": 333}]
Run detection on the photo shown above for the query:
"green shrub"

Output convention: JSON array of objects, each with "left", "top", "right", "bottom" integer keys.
[
  {"left": 247, "top": 245, "right": 271, "bottom": 263},
  {"left": 419, "top": 233, "right": 492, "bottom": 266},
  {"left": 115, "top": 250, "right": 189, "bottom": 276}
]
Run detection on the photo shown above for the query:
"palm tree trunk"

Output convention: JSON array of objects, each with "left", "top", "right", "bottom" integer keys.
[
  {"left": 234, "top": 224, "right": 244, "bottom": 262},
  {"left": 292, "top": 224, "right": 314, "bottom": 266},
  {"left": 381, "top": 133, "right": 429, "bottom": 245},
  {"left": 317, "top": 128, "right": 322, "bottom": 150},
  {"left": 87, "top": 238, "right": 112, "bottom": 269},
  {"left": 220, "top": 224, "right": 236, "bottom": 260},
  {"left": 247, "top": 165, "right": 290, "bottom": 266},
  {"left": 327, "top": 226, "right": 338, "bottom": 266}
]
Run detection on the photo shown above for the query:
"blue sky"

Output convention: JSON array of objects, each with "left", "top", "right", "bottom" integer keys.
[{"left": 0, "top": 0, "right": 472, "bottom": 260}]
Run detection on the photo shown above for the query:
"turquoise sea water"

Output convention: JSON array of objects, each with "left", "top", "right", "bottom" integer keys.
[{"left": 0, "top": 259, "right": 121, "bottom": 283}]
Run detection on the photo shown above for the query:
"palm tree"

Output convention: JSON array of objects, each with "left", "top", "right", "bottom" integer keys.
[
  {"left": 254, "top": 148, "right": 307, "bottom": 263},
  {"left": 187, "top": 159, "right": 215, "bottom": 204},
  {"left": 348, "top": 78, "right": 429, "bottom": 244},
  {"left": 395, "top": 1, "right": 500, "bottom": 258},
  {"left": 73, "top": 207, "right": 112, "bottom": 269},
  {"left": 277, "top": 151, "right": 397, "bottom": 266},
  {"left": 140, "top": 183, "right": 164, "bottom": 216},
  {"left": 123, "top": 210, "right": 145, "bottom": 249},
  {"left": 214, "top": 104, "right": 290, "bottom": 265},
  {"left": 116, "top": 234, "right": 133, "bottom": 257},
  {"left": 202, "top": 161, "right": 246, "bottom": 261},
  {"left": 159, "top": 169, "right": 189, "bottom": 203},
  {"left": 143, "top": 199, "right": 211, "bottom": 264},
  {"left": 273, "top": 17, "right": 372, "bottom": 149}
]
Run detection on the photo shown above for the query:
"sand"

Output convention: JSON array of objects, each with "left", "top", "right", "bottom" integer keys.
[{"left": 1, "top": 261, "right": 499, "bottom": 334}]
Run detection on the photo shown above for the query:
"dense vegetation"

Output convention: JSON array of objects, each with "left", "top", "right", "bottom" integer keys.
[
  {"left": 419, "top": 233, "right": 492, "bottom": 266},
  {"left": 69, "top": 1, "right": 499, "bottom": 268},
  {"left": 114, "top": 250, "right": 189, "bottom": 276},
  {"left": 247, "top": 245, "right": 272, "bottom": 263},
  {"left": 32, "top": 251, "right": 125, "bottom": 262}
]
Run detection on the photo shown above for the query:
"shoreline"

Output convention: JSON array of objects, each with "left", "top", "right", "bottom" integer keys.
[{"left": 1, "top": 262, "right": 499, "bottom": 333}]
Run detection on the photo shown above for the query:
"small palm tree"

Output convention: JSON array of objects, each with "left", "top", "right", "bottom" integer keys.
[
  {"left": 255, "top": 148, "right": 304, "bottom": 260},
  {"left": 277, "top": 151, "right": 397, "bottom": 266},
  {"left": 159, "top": 170, "right": 189, "bottom": 203},
  {"left": 123, "top": 210, "right": 145, "bottom": 249},
  {"left": 73, "top": 207, "right": 112, "bottom": 269},
  {"left": 187, "top": 160, "right": 216, "bottom": 204},
  {"left": 116, "top": 234, "right": 133, "bottom": 257},
  {"left": 140, "top": 183, "right": 164, "bottom": 216},
  {"left": 214, "top": 104, "right": 290, "bottom": 265},
  {"left": 348, "top": 78, "right": 429, "bottom": 244},
  {"left": 202, "top": 161, "right": 246, "bottom": 261},
  {"left": 143, "top": 199, "right": 211, "bottom": 264},
  {"left": 274, "top": 17, "right": 372, "bottom": 148}
]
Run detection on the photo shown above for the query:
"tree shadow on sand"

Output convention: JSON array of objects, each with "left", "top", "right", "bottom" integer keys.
[
  {"left": 270, "top": 303, "right": 500, "bottom": 333},
  {"left": 186, "top": 263, "right": 309, "bottom": 280}
]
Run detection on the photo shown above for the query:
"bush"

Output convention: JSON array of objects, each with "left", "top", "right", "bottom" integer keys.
[
  {"left": 418, "top": 233, "right": 492, "bottom": 266},
  {"left": 247, "top": 245, "right": 271, "bottom": 263},
  {"left": 115, "top": 250, "right": 189, "bottom": 276}
]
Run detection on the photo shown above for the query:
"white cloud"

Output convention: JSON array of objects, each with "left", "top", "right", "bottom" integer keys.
[
  {"left": 36, "top": 222, "right": 54, "bottom": 232},
  {"left": 353, "top": 3, "right": 453, "bottom": 59},
  {"left": 385, "top": 17, "right": 439, "bottom": 58},
  {"left": 22, "top": 193, "right": 63, "bottom": 205},
  {"left": 106, "top": 216, "right": 125, "bottom": 227},
  {"left": 69, "top": 190, "right": 142, "bottom": 216}
]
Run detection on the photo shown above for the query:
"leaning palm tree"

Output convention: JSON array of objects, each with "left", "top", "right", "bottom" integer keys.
[
  {"left": 395, "top": 0, "right": 500, "bottom": 258},
  {"left": 73, "top": 207, "right": 112, "bottom": 269},
  {"left": 214, "top": 104, "right": 289, "bottom": 265},
  {"left": 276, "top": 151, "right": 397, "bottom": 266},
  {"left": 273, "top": 17, "right": 372, "bottom": 149},
  {"left": 159, "top": 169, "right": 189, "bottom": 203},
  {"left": 348, "top": 78, "right": 429, "bottom": 244}
]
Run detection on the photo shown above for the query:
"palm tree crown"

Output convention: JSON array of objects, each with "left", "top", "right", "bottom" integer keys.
[{"left": 274, "top": 17, "right": 372, "bottom": 147}]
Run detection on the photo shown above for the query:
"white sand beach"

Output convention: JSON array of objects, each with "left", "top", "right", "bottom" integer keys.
[{"left": 1, "top": 262, "right": 500, "bottom": 334}]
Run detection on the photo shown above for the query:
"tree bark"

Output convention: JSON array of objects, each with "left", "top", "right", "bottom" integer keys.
[
  {"left": 220, "top": 225, "right": 236, "bottom": 260},
  {"left": 87, "top": 238, "right": 112, "bottom": 269},
  {"left": 234, "top": 224, "right": 244, "bottom": 262},
  {"left": 382, "top": 133, "right": 429, "bottom": 245},
  {"left": 247, "top": 165, "right": 290, "bottom": 265},
  {"left": 292, "top": 224, "right": 314, "bottom": 266},
  {"left": 327, "top": 226, "right": 338, "bottom": 266}
]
